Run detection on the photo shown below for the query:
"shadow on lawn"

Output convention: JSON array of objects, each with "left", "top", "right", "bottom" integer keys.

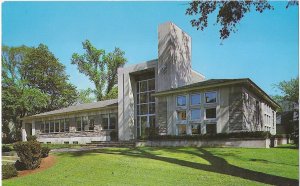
[{"left": 66, "top": 148, "right": 298, "bottom": 186}]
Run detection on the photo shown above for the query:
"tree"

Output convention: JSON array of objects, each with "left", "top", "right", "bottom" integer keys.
[
  {"left": 186, "top": 1, "right": 298, "bottom": 40},
  {"left": 76, "top": 88, "right": 96, "bottom": 104},
  {"left": 21, "top": 44, "right": 77, "bottom": 111},
  {"left": 273, "top": 77, "right": 299, "bottom": 146},
  {"left": 2, "top": 45, "right": 77, "bottom": 141},
  {"left": 71, "top": 40, "right": 127, "bottom": 101}
]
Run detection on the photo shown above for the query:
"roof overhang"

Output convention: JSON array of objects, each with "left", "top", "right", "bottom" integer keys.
[{"left": 153, "top": 79, "right": 280, "bottom": 110}]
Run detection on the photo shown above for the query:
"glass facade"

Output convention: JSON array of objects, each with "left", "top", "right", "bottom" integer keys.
[{"left": 136, "top": 78, "right": 155, "bottom": 138}]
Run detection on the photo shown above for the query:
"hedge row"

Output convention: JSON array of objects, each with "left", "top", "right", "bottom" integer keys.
[{"left": 143, "top": 131, "right": 272, "bottom": 141}]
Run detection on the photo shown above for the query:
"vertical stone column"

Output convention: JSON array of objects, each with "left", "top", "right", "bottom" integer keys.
[
  {"left": 22, "top": 123, "right": 27, "bottom": 141},
  {"left": 32, "top": 121, "right": 36, "bottom": 136},
  {"left": 157, "top": 22, "right": 192, "bottom": 92}
]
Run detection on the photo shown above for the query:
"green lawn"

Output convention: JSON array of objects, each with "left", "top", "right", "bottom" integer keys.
[{"left": 3, "top": 147, "right": 298, "bottom": 186}]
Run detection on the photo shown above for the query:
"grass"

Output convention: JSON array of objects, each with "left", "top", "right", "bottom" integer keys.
[{"left": 3, "top": 147, "right": 298, "bottom": 186}]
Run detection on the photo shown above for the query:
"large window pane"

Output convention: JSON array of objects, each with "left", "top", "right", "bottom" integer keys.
[
  {"left": 50, "top": 121, "right": 54, "bottom": 133},
  {"left": 76, "top": 117, "right": 82, "bottom": 131},
  {"left": 140, "top": 93, "right": 148, "bottom": 103},
  {"left": 190, "top": 94, "right": 200, "bottom": 105},
  {"left": 101, "top": 114, "right": 109, "bottom": 130},
  {"left": 40, "top": 122, "right": 45, "bottom": 133},
  {"left": 177, "top": 110, "right": 187, "bottom": 121},
  {"left": 148, "top": 79, "right": 155, "bottom": 91},
  {"left": 45, "top": 122, "right": 50, "bottom": 133},
  {"left": 65, "top": 119, "right": 70, "bottom": 132},
  {"left": 109, "top": 113, "right": 117, "bottom": 130},
  {"left": 59, "top": 119, "right": 64, "bottom": 132},
  {"left": 206, "top": 108, "right": 216, "bottom": 119},
  {"left": 192, "top": 124, "right": 201, "bottom": 135},
  {"left": 55, "top": 121, "right": 59, "bottom": 132},
  {"left": 88, "top": 116, "right": 96, "bottom": 131},
  {"left": 177, "top": 96, "right": 186, "bottom": 106},
  {"left": 140, "top": 81, "right": 147, "bottom": 92},
  {"left": 205, "top": 92, "right": 217, "bottom": 103},
  {"left": 82, "top": 116, "right": 88, "bottom": 131},
  {"left": 191, "top": 109, "right": 201, "bottom": 120},
  {"left": 178, "top": 125, "right": 186, "bottom": 135},
  {"left": 140, "top": 104, "right": 148, "bottom": 115}
]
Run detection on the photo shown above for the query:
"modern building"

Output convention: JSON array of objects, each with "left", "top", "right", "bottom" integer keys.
[{"left": 21, "top": 22, "right": 280, "bottom": 144}]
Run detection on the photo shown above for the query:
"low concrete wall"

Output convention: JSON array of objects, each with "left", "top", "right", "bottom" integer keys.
[
  {"left": 37, "top": 136, "right": 109, "bottom": 144},
  {"left": 136, "top": 138, "right": 271, "bottom": 148}
]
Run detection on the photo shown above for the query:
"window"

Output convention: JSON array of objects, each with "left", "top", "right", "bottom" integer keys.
[
  {"left": 76, "top": 117, "right": 82, "bottom": 131},
  {"left": 206, "top": 124, "right": 217, "bottom": 134},
  {"left": 140, "top": 81, "right": 147, "bottom": 92},
  {"left": 205, "top": 92, "right": 217, "bottom": 103},
  {"left": 50, "top": 121, "right": 54, "bottom": 133},
  {"left": 192, "top": 124, "right": 201, "bottom": 135},
  {"left": 88, "top": 116, "right": 96, "bottom": 131},
  {"left": 82, "top": 116, "right": 88, "bottom": 131},
  {"left": 140, "top": 104, "right": 148, "bottom": 115},
  {"left": 177, "top": 95, "right": 186, "bottom": 106},
  {"left": 45, "top": 122, "right": 50, "bottom": 133},
  {"left": 190, "top": 93, "right": 200, "bottom": 105},
  {"left": 36, "top": 121, "right": 44, "bottom": 133},
  {"left": 177, "top": 110, "right": 187, "bottom": 121},
  {"left": 101, "top": 113, "right": 117, "bottom": 130},
  {"left": 190, "top": 109, "right": 201, "bottom": 120},
  {"left": 59, "top": 119, "right": 64, "bottom": 132},
  {"left": 178, "top": 125, "right": 186, "bottom": 135},
  {"left": 65, "top": 119, "right": 70, "bottom": 132},
  {"left": 206, "top": 108, "right": 216, "bottom": 119},
  {"left": 101, "top": 114, "right": 109, "bottom": 130},
  {"left": 148, "top": 79, "right": 155, "bottom": 91},
  {"left": 55, "top": 121, "right": 59, "bottom": 132},
  {"left": 109, "top": 114, "right": 117, "bottom": 130}
]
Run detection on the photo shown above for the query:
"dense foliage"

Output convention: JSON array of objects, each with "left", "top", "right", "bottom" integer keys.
[
  {"left": 186, "top": 1, "right": 298, "bottom": 40},
  {"left": 2, "top": 145, "right": 12, "bottom": 152},
  {"left": 71, "top": 40, "right": 127, "bottom": 101},
  {"left": 41, "top": 147, "right": 51, "bottom": 158},
  {"left": 13, "top": 140, "right": 42, "bottom": 170},
  {"left": 2, "top": 45, "right": 77, "bottom": 142},
  {"left": 2, "top": 164, "right": 18, "bottom": 179}
]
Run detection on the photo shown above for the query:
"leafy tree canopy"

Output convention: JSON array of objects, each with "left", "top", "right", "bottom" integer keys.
[
  {"left": 2, "top": 44, "right": 77, "bottom": 141},
  {"left": 186, "top": 0, "right": 298, "bottom": 40},
  {"left": 71, "top": 40, "right": 127, "bottom": 101}
]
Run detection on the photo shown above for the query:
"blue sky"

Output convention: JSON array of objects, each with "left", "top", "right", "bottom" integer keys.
[{"left": 2, "top": 1, "right": 298, "bottom": 96}]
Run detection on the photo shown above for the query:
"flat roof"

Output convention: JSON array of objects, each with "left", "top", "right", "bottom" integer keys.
[{"left": 22, "top": 99, "right": 118, "bottom": 120}]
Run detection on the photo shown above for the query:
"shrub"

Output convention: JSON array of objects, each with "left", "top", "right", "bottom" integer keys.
[
  {"left": 41, "top": 147, "right": 51, "bottom": 158},
  {"left": 13, "top": 141, "right": 41, "bottom": 170},
  {"left": 110, "top": 130, "right": 118, "bottom": 141},
  {"left": 2, "top": 164, "right": 18, "bottom": 179},
  {"left": 145, "top": 131, "right": 271, "bottom": 141},
  {"left": 2, "top": 145, "right": 12, "bottom": 152},
  {"left": 26, "top": 135, "right": 37, "bottom": 141},
  {"left": 14, "top": 160, "right": 26, "bottom": 171}
]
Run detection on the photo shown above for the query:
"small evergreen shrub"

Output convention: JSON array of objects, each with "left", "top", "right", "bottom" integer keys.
[
  {"left": 14, "top": 160, "right": 26, "bottom": 171},
  {"left": 13, "top": 141, "right": 42, "bottom": 170},
  {"left": 2, "top": 164, "right": 18, "bottom": 179},
  {"left": 41, "top": 147, "right": 51, "bottom": 158},
  {"left": 26, "top": 135, "right": 37, "bottom": 141},
  {"left": 2, "top": 145, "right": 12, "bottom": 152}
]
